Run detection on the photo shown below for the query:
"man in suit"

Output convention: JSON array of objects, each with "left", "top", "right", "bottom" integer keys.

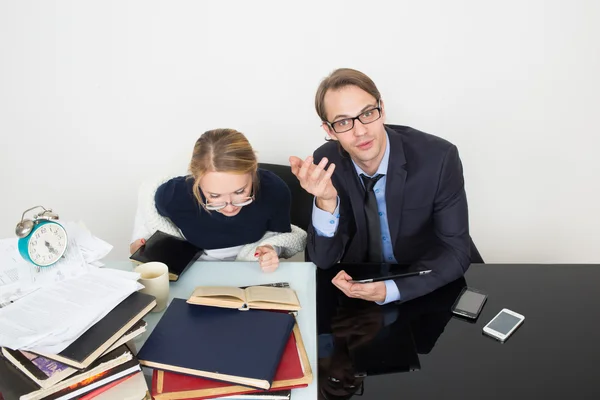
[{"left": 290, "top": 68, "right": 472, "bottom": 304}]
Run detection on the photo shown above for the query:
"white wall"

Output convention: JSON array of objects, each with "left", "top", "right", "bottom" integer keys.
[{"left": 1, "top": 0, "right": 599, "bottom": 263}]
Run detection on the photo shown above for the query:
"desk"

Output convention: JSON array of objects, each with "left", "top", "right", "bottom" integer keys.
[
  {"left": 110, "top": 261, "right": 317, "bottom": 400},
  {"left": 316, "top": 264, "right": 600, "bottom": 400}
]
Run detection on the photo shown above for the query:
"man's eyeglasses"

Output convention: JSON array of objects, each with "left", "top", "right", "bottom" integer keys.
[
  {"left": 205, "top": 196, "right": 254, "bottom": 211},
  {"left": 325, "top": 376, "right": 365, "bottom": 396},
  {"left": 325, "top": 101, "right": 382, "bottom": 134}
]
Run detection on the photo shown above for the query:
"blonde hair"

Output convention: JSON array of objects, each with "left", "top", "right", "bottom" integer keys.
[
  {"left": 315, "top": 68, "right": 381, "bottom": 122},
  {"left": 188, "top": 129, "right": 258, "bottom": 209}
]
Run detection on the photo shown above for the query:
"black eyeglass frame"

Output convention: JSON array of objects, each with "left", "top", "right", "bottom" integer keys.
[{"left": 324, "top": 100, "right": 382, "bottom": 134}]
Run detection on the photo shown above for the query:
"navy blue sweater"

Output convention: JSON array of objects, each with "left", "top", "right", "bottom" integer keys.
[{"left": 154, "top": 169, "right": 292, "bottom": 250}]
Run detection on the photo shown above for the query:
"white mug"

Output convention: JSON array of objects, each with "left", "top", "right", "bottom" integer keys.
[{"left": 134, "top": 262, "right": 169, "bottom": 313}]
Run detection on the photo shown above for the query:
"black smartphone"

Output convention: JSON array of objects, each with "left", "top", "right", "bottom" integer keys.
[{"left": 451, "top": 286, "right": 487, "bottom": 319}]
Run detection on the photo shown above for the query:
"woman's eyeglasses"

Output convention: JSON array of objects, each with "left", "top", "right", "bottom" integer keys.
[{"left": 205, "top": 196, "right": 254, "bottom": 211}]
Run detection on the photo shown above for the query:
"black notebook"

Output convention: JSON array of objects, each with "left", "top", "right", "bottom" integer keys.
[
  {"left": 137, "top": 298, "right": 295, "bottom": 390},
  {"left": 129, "top": 230, "right": 203, "bottom": 281},
  {"left": 32, "top": 291, "right": 156, "bottom": 369}
]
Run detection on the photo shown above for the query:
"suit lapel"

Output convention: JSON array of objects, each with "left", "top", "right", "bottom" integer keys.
[
  {"left": 339, "top": 154, "right": 368, "bottom": 255},
  {"left": 385, "top": 128, "right": 407, "bottom": 247}
]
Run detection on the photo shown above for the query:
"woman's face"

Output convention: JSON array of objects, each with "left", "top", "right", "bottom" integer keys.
[{"left": 199, "top": 171, "right": 253, "bottom": 217}]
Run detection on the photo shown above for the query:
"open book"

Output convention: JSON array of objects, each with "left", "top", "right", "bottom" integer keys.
[{"left": 187, "top": 285, "right": 301, "bottom": 311}]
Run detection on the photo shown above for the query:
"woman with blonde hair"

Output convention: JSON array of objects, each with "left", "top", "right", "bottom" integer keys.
[{"left": 130, "top": 128, "right": 306, "bottom": 272}]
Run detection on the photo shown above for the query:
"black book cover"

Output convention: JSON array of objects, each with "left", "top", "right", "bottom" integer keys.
[
  {"left": 129, "top": 230, "right": 202, "bottom": 281},
  {"left": 32, "top": 291, "right": 156, "bottom": 369}
]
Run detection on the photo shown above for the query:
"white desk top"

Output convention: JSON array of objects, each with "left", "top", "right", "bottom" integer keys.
[{"left": 109, "top": 260, "right": 317, "bottom": 400}]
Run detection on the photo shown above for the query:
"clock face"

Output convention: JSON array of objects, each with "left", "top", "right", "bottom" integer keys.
[{"left": 28, "top": 223, "right": 68, "bottom": 267}]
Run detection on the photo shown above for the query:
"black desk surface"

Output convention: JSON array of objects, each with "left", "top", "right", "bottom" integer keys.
[{"left": 316, "top": 264, "right": 600, "bottom": 400}]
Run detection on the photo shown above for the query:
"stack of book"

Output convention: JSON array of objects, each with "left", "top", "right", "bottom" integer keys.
[
  {"left": 0, "top": 291, "right": 156, "bottom": 400},
  {"left": 138, "top": 284, "right": 313, "bottom": 399}
]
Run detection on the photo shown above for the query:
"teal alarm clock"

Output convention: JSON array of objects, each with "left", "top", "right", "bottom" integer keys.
[{"left": 15, "top": 206, "right": 68, "bottom": 267}]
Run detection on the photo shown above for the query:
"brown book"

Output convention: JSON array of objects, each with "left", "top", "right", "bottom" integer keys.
[{"left": 187, "top": 285, "right": 301, "bottom": 312}]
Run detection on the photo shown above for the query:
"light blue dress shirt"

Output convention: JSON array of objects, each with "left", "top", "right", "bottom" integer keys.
[{"left": 312, "top": 133, "right": 401, "bottom": 304}]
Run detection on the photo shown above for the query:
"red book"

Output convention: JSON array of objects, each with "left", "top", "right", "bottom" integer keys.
[{"left": 152, "top": 323, "right": 312, "bottom": 399}]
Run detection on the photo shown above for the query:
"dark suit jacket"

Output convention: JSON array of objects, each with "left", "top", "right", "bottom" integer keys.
[{"left": 307, "top": 124, "right": 471, "bottom": 302}]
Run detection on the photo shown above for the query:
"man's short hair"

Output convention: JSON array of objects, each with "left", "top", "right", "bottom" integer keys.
[{"left": 315, "top": 68, "right": 381, "bottom": 122}]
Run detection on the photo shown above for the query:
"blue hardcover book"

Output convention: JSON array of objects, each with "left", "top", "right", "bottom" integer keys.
[{"left": 136, "top": 298, "right": 295, "bottom": 390}]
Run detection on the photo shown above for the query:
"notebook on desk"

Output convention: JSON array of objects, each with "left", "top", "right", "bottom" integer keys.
[
  {"left": 137, "top": 299, "right": 296, "bottom": 390},
  {"left": 129, "top": 230, "right": 203, "bottom": 281},
  {"left": 31, "top": 292, "right": 156, "bottom": 369},
  {"left": 151, "top": 322, "right": 313, "bottom": 399}
]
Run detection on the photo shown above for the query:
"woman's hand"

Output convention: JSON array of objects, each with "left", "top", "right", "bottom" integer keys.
[
  {"left": 130, "top": 238, "right": 146, "bottom": 255},
  {"left": 255, "top": 245, "right": 279, "bottom": 273}
]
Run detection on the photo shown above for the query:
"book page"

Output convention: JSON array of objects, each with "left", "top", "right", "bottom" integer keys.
[
  {"left": 190, "top": 286, "right": 246, "bottom": 302},
  {"left": 245, "top": 286, "right": 299, "bottom": 306}
]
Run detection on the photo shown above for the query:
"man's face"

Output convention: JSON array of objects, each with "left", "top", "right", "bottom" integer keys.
[{"left": 322, "top": 85, "right": 387, "bottom": 170}]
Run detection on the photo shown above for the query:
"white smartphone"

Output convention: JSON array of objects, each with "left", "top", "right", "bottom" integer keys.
[{"left": 482, "top": 308, "right": 525, "bottom": 342}]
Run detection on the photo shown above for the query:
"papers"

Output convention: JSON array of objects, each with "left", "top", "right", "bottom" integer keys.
[
  {"left": 0, "top": 236, "right": 88, "bottom": 306},
  {"left": 61, "top": 221, "right": 113, "bottom": 266},
  {"left": 0, "top": 220, "right": 113, "bottom": 306},
  {"left": 0, "top": 239, "right": 39, "bottom": 307},
  {"left": 0, "top": 268, "right": 142, "bottom": 353}
]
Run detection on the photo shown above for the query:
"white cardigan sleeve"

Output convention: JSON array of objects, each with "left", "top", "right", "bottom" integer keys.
[
  {"left": 130, "top": 175, "right": 184, "bottom": 244},
  {"left": 235, "top": 225, "right": 307, "bottom": 261}
]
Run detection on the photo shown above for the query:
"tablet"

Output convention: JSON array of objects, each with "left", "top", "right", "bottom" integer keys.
[
  {"left": 343, "top": 263, "right": 432, "bottom": 283},
  {"left": 129, "top": 230, "right": 203, "bottom": 281}
]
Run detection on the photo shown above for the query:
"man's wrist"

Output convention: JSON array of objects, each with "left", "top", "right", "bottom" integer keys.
[
  {"left": 376, "top": 280, "right": 400, "bottom": 305},
  {"left": 378, "top": 282, "right": 387, "bottom": 303},
  {"left": 315, "top": 197, "right": 337, "bottom": 214}
]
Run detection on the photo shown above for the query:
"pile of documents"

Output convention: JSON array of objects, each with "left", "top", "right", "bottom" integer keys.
[
  {"left": 0, "top": 268, "right": 141, "bottom": 353},
  {"left": 0, "top": 270, "right": 156, "bottom": 400},
  {"left": 0, "top": 221, "right": 112, "bottom": 307},
  {"left": 0, "top": 223, "right": 156, "bottom": 399}
]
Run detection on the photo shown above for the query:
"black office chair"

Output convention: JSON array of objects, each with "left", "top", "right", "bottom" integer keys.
[
  {"left": 258, "top": 163, "right": 313, "bottom": 232},
  {"left": 470, "top": 238, "right": 484, "bottom": 264},
  {"left": 259, "top": 162, "right": 484, "bottom": 264}
]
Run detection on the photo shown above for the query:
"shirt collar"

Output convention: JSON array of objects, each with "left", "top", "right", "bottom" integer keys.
[{"left": 351, "top": 132, "right": 390, "bottom": 178}]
